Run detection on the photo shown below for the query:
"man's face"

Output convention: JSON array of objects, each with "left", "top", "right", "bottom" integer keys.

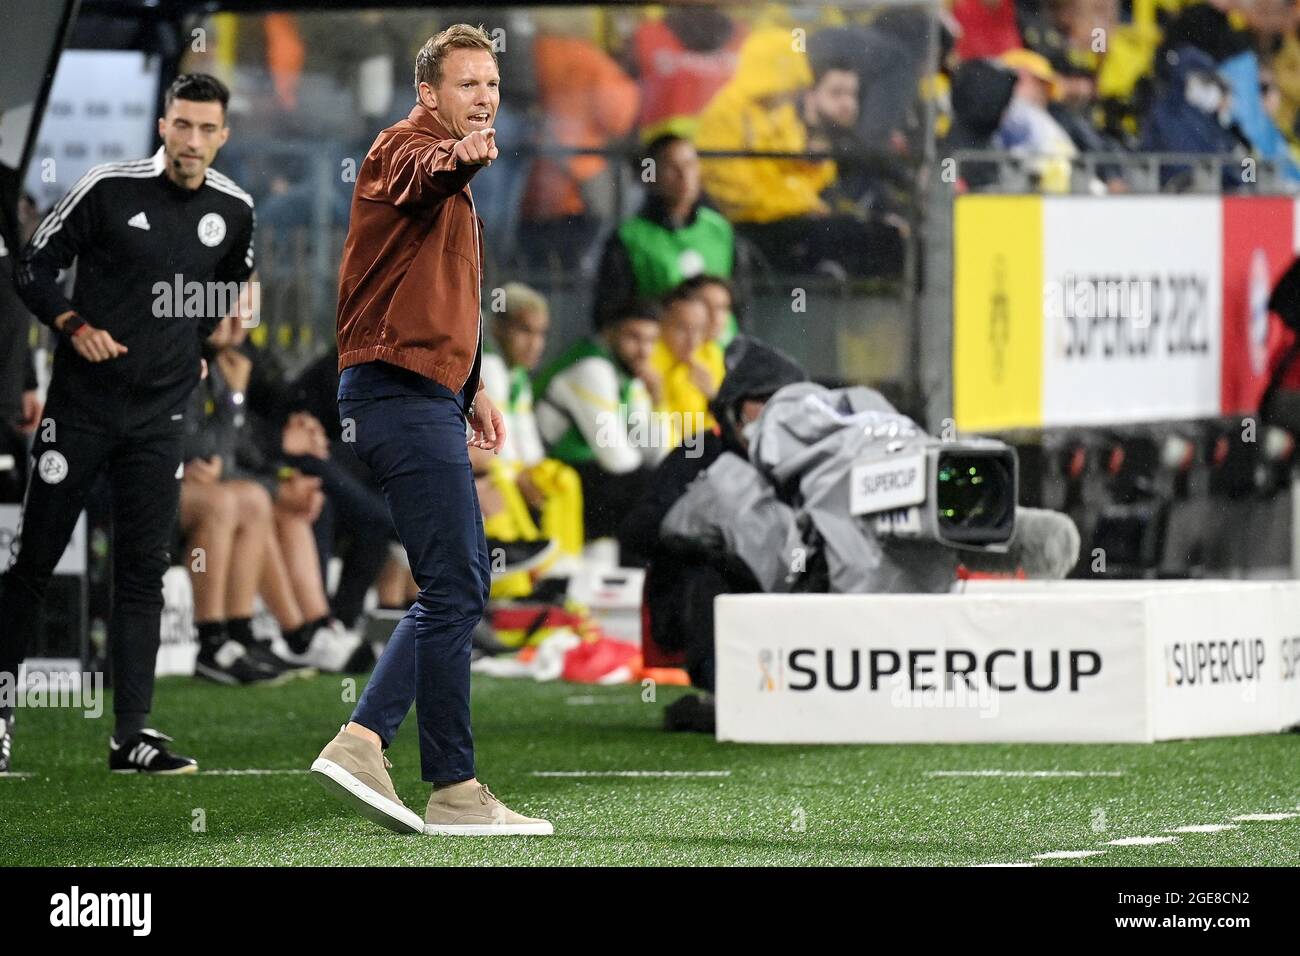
[
  {"left": 808, "top": 69, "right": 859, "bottom": 129},
  {"left": 610, "top": 318, "right": 660, "bottom": 372},
  {"left": 423, "top": 48, "right": 500, "bottom": 140},
  {"left": 654, "top": 139, "right": 701, "bottom": 210},
  {"left": 696, "top": 282, "right": 732, "bottom": 341},
  {"left": 158, "top": 99, "right": 229, "bottom": 184},
  {"left": 498, "top": 306, "right": 549, "bottom": 371},
  {"left": 732, "top": 397, "right": 768, "bottom": 453},
  {"left": 661, "top": 299, "right": 709, "bottom": 363}
]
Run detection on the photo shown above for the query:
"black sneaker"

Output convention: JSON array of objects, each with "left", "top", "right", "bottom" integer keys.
[
  {"left": 486, "top": 538, "right": 559, "bottom": 577},
  {"left": 663, "top": 694, "right": 716, "bottom": 734},
  {"left": 0, "top": 715, "right": 12, "bottom": 773},
  {"left": 109, "top": 728, "right": 198, "bottom": 774},
  {"left": 239, "top": 637, "right": 317, "bottom": 683},
  {"left": 194, "top": 639, "right": 278, "bottom": 686}
]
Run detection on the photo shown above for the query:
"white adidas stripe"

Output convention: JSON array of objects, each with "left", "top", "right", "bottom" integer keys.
[
  {"left": 29, "top": 153, "right": 160, "bottom": 249},
  {"left": 31, "top": 150, "right": 254, "bottom": 260},
  {"left": 204, "top": 168, "right": 254, "bottom": 208},
  {"left": 206, "top": 167, "right": 257, "bottom": 268},
  {"left": 30, "top": 153, "right": 163, "bottom": 252},
  {"left": 29, "top": 161, "right": 157, "bottom": 250}
]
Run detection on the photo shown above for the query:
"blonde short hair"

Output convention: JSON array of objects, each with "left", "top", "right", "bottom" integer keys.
[
  {"left": 499, "top": 282, "right": 548, "bottom": 323},
  {"left": 414, "top": 23, "right": 497, "bottom": 92}
]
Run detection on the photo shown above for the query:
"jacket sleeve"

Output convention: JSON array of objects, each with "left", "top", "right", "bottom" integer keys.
[
  {"left": 361, "top": 128, "right": 480, "bottom": 208},
  {"left": 478, "top": 353, "right": 510, "bottom": 407},
  {"left": 549, "top": 357, "right": 646, "bottom": 474},
  {"left": 205, "top": 211, "right": 256, "bottom": 342},
  {"left": 631, "top": 378, "right": 668, "bottom": 467},
  {"left": 15, "top": 169, "right": 103, "bottom": 328},
  {"left": 214, "top": 206, "right": 256, "bottom": 285},
  {"left": 512, "top": 387, "right": 548, "bottom": 468},
  {"left": 23, "top": 345, "right": 38, "bottom": 392}
]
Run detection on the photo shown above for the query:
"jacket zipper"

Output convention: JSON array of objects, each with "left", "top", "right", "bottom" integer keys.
[{"left": 464, "top": 187, "right": 483, "bottom": 399}]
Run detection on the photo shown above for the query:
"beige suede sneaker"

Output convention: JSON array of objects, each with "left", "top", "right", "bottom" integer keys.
[
  {"left": 424, "top": 780, "right": 554, "bottom": 836},
  {"left": 310, "top": 726, "right": 423, "bottom": 834}
]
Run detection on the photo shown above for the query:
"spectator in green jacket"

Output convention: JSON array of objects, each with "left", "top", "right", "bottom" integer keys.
[{"left": 593, "top": 134, "right": 749, "bottom": 333}]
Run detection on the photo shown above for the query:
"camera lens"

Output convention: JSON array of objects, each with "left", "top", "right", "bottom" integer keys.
[{"left": 936, "top": 452, "right": 1014, "bottom": 542}]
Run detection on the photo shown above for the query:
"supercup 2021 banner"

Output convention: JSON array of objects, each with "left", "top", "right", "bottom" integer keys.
[{"left": 954, "top": 194, "right": 1300, "bottom": 431}]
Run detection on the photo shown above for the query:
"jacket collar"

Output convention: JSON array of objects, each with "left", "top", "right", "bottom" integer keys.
[
  {"left": 407, "top": 101, "right": 456, "bottom": 140},
  {"left": 151, "top": 145, "right": 205, "bottom": 197}
]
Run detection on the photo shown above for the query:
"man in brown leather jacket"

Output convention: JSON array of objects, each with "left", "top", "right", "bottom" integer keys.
[{"left": 310, "top": 24, "right": 552, "bottom": 836}]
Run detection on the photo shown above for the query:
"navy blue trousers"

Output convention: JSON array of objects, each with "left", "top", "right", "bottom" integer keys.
[{"left": 339, "top": 362, "right": 490, "bottom": 784}]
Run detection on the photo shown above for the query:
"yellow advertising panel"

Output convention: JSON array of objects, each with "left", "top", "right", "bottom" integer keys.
[{"left": 953, "top": 195, "right": 1044, "bottom": 431}]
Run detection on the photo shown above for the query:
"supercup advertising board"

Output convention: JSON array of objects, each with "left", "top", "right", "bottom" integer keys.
[
  {"left": 1039, "top": 197, "right": 1222, "bottom": 426},
  {"left": 962, "top": 580, "right": 1300, "bottom": 739},
  {"left": 715, "top": 593, "right": 1151, "bottom": 743},
  {"left": 1220, "top": 197, "right": 1296, "bottom": 414},
  {"left": 716, "top": 585, "right": 1300, "bottom": 743},
  {"left": 953, "top": 194, "right": 1300, "bottom": 431}
]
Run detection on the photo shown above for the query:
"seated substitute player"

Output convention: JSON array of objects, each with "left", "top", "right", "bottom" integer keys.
[
  {"left": 479, "top": 282, "right": 583, "bottom": 564},
  {"left": 534, "top": 303, "right": 667, "bottom": 548},
  {"left": 0, "top": 74, "right": 254, "bottom": 774},
  {"left": 647, "top": 280, "right": 724, "bottom": 451}
]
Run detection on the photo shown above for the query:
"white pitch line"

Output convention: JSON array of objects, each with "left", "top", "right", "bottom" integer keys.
[
  {"left": 202, "top": 769, "right": 310, "bottom": 776},
  {"left": 0, "top": 772, "right": 34, "bottom": 779},
  {"left": 928, "top": 770, "right": 1123, "bottom": 778},
  {"left": 974, "top": 862, "right": 1038, "bottom": 867},
  {"left": 1033, "top": 850, "right": 1107, "bottom": 860},
  {"left": 1232, "top": 812, "right": 1299, "bottom": 822},
  {"left": 564, "top": 696, "right": 630, "bottom": 706},
  {"left": 1167, "top": 824, "right": 1239, "bottom": 834},
  {"left": 531, "top": 770, "right": 731, "bottom": 778},
  {"left": 1105, "top": 836, "right": 1178, "bottom": 846}
]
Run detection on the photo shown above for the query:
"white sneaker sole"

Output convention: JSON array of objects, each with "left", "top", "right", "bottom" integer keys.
[
  {"left": 110, "top": 764, "right": 199, "bottom": 775},
  {"left": 423, "top": 820, "right": 554, "bottom": 836},
  {"left": 310, "top": 757, "right": 423, "bottom": 834}
]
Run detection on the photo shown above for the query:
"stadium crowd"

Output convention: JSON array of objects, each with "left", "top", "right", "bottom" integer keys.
[{"left": 944, "top": 0, "right": 1300, "bottom": 190}]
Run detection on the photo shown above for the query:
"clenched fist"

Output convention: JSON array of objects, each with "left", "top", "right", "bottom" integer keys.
[{"left": 454, "top": 128, "right": 498, "bottom": 167}]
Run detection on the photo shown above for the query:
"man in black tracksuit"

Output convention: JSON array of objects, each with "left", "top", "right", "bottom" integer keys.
[{"left": 0, "top": 75, "right": 254, "bottom": 774}]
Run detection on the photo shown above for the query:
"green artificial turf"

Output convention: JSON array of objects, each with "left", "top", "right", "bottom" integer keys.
[{"left": 0, "top": 673, "right": 1296, "bottom": 866}]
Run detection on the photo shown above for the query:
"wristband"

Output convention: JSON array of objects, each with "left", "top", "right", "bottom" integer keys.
[{"left": 62, "top": 315, "right": 88, "bottom": 338}]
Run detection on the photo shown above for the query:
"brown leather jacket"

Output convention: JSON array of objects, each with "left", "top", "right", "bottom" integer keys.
[{"left": 336, "top": 103, "right": 486, "bottom": 406}]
